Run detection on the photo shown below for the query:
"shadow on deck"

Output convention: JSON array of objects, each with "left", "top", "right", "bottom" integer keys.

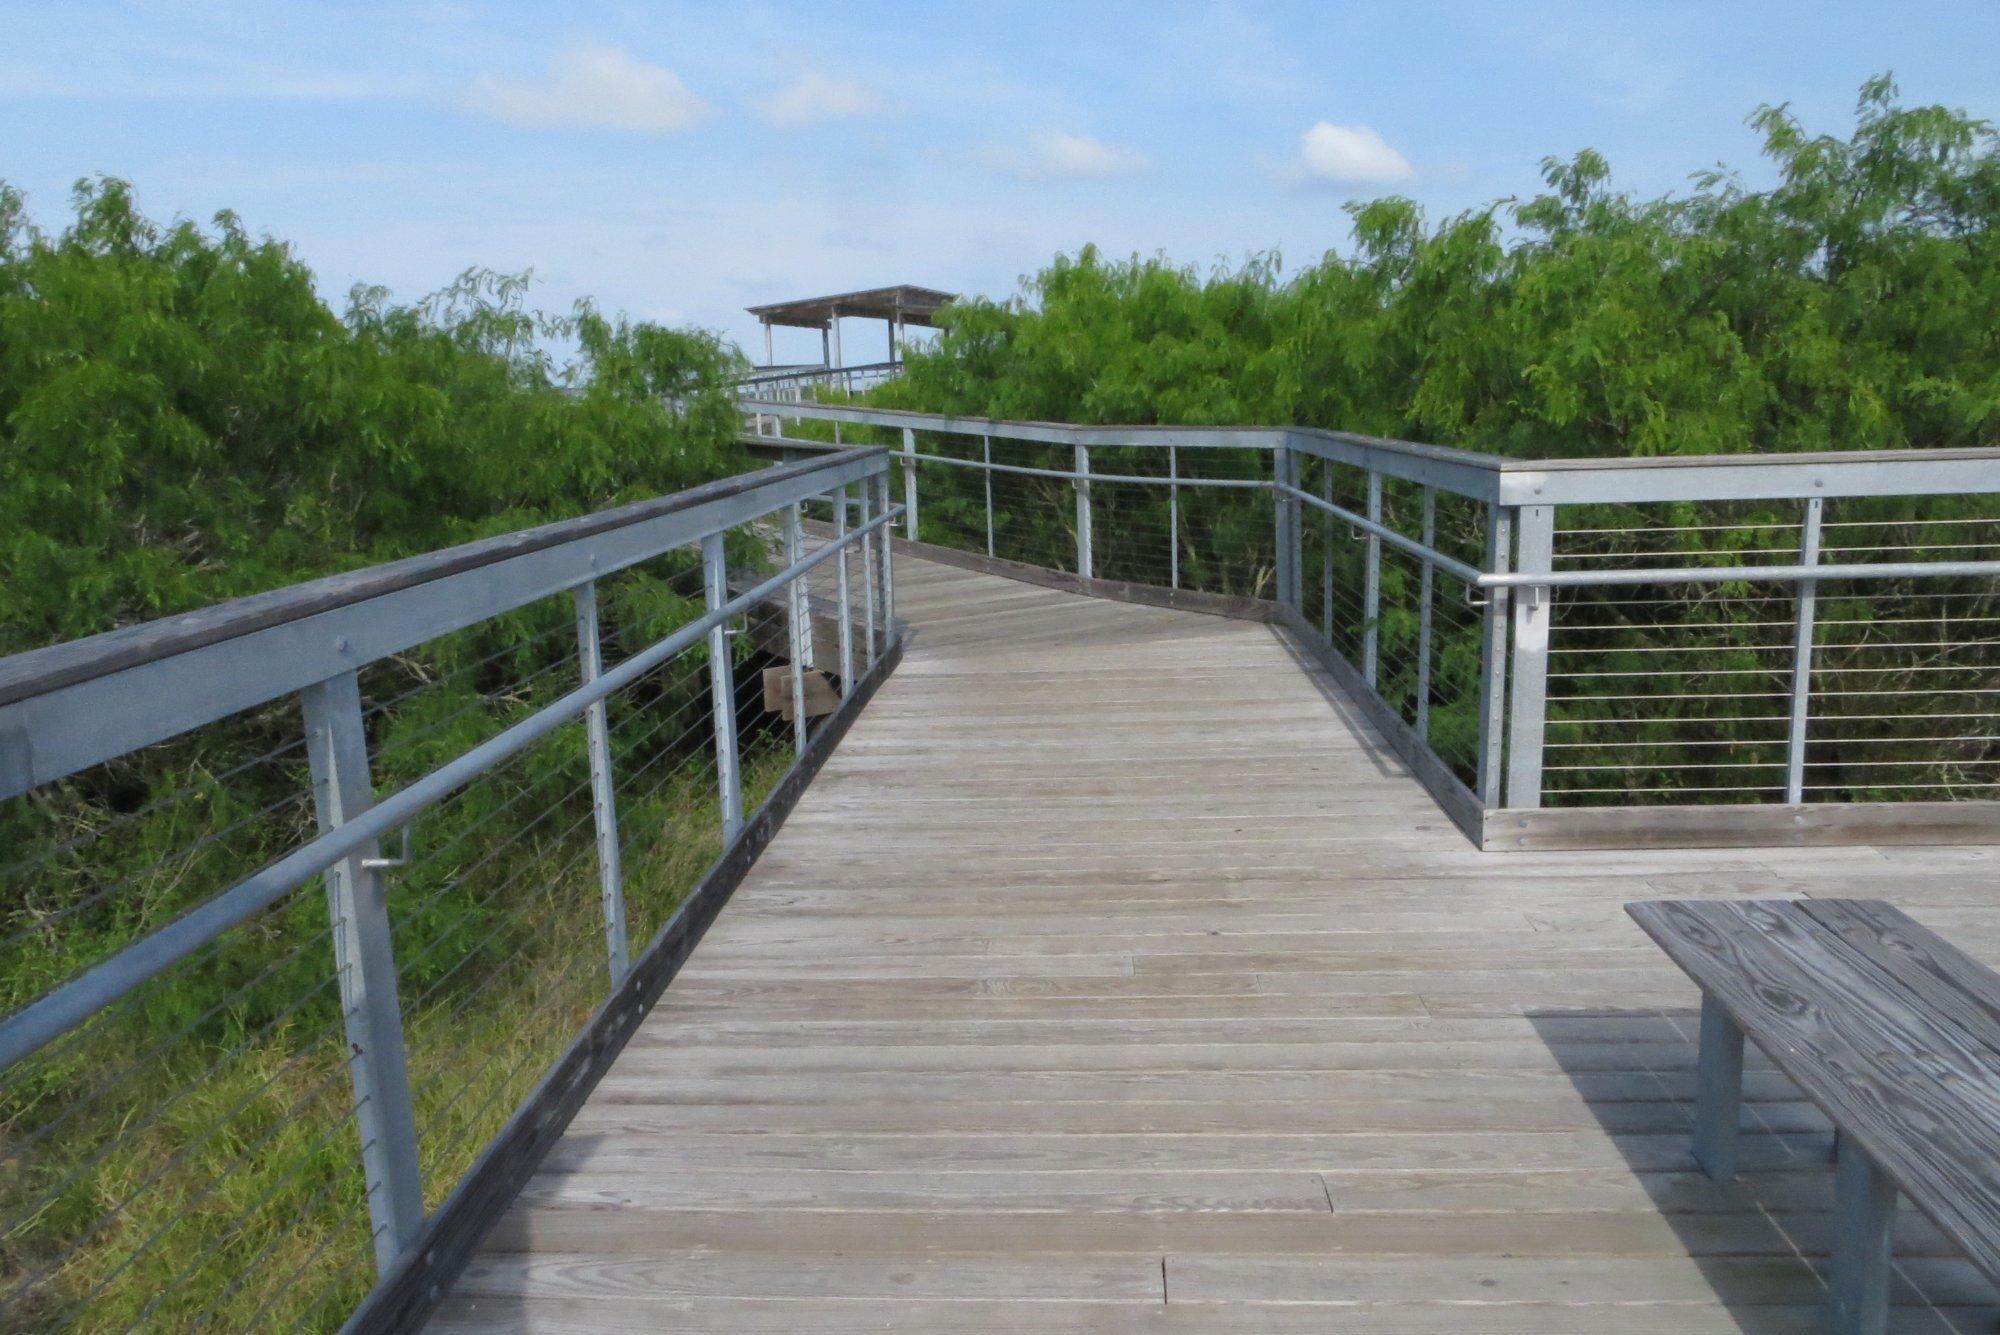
[{"left": 432, "top": 552, "right": 2000, "bottom": 1333}]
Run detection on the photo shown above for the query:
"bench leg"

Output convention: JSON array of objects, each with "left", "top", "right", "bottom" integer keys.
[
  {"left": 1831, "top": 1137, "right": 1897, "bottom": 1335},
  {"left": 1691, "top": 992, "right": 1744, "bottom": 1181}
]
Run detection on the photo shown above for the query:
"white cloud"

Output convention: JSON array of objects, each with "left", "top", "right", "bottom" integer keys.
[
  {"left": 1292, "top": 122, "right": 1414, "bottom": 185},
  {"left": 1000, "top": 132, "right": 1148, "bottom": 180},
  {"left": 464, "top": 43, "right": 714, "bottom": 136},
  {"left": 759, "top": 71, "right": 887, "bottom": 126}
]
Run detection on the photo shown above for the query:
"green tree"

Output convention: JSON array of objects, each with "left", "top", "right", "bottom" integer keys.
[
  {"left": 0, "top": 180, "right": 770, "bottom": 1330},
  {"left": 861, "top": 77, "right": 1999, "bottom": 805}
]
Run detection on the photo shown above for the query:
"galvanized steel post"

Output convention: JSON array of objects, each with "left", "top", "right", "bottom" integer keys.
[
  {"left": 298, "top": 671, "right": 426, "bottom": 1275},
  {"left": 1273, "top": 446, "right": 1299, "bottom": 610},
  {"left": 982, "top": 435, "right": 995, "bottom": 558},
  {"left": 701, "top": 531, "right": 744, "bottom": 840},
  {"left": 1476, "top": 505, "right": 1514, "bottom": 807},
  {"left": 901, "top": 427, "right": 919, "bottom": 541},
  {"left": 783, "top": 504, "right": 809, "bottom": 756},
  {"left": 876, "top": 470, "right": 897, "bottom": 647},
  {"left": 571, "top": 581, "right": 630, "bottom": 984},
  {"left": 1784, "top": 497, "right": 1824, "bottom": 804},
  {"left": 1321, "top": 464, "right": 1335, "bottom": 636},
  {"left": 834, "top": 485, "right": 856, "bottom": 696},
  {"left": 1504, "top": 504, "right": 1556, "bottom": 809},
  {"left": 1362, "top": 471, "right": 1383, "bottom": 686},
  {"left": 858, "top": 482, "right": 878, "bottom": 667},
  {"left": 1074, "top": 444, "right": 1093, "bottom": 581},
  {"left": 1168, "top": 445, "right": 1180, "bottom": 591},
  {"left": 1415, "top": 486, "right": 1436, "bottom": 740}
]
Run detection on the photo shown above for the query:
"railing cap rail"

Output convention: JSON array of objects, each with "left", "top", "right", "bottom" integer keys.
[
  {"left": 740, "top": 432, "right": 845, "bottom": 455},
  {"left": 744, "top": 399, "right": 2000, "bottom": 504},
  {"left": 0, "top": 446, "right": 886, "bottom": 709},
  {"left": 1515, "top": 442, "right": 2000, "bottom": 472},
  {"left": 747, "top": 395, "right": 2000, "bottom": 472},
  {"left": 734, "top": 360, "right": 900, "bottom": 387}
]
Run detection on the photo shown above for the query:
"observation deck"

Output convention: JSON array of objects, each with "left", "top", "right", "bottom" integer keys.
[
  {"left": 434, "top": 548, "right": 2000, "bottom": 1332},
  {"left": 3, "top": 397, "right": 1996, "bottom": 1332}
]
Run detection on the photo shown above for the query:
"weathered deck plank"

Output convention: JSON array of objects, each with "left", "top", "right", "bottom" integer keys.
[{"left": 431, "top": 554, "right": 2000, "bottom": 1331}]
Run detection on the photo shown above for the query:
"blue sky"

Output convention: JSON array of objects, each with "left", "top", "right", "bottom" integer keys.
[{"left": 4, "top": 1, "right": 1998, "bottom": 363}]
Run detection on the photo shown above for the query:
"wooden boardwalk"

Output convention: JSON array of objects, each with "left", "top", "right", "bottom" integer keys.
[{"left": 433, "top": 553, "right": 2000, "bottom": 1332}]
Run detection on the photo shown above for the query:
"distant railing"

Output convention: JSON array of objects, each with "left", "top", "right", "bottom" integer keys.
[
  {"left": 733, "top": 360, "right": 902, "bottom": 403},
  {"left": 744, "top": 399, "right": 2000, "bottom": 848},
  {"left": 0, "top": 449, "right": 902, "bottom": 1328}
]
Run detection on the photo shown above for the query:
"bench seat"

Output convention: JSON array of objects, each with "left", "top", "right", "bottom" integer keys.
[{"left": 1627, "top": 898, "right": 2000, "bottom": 1334}]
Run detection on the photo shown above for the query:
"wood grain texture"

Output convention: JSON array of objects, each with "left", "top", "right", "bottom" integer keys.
[
  {"left": 1497, "top": 800, "right": 2000, "bottom": 851},
  {"left": 432, "top": 552, "right": 2000, "bottom": 1331},
  {"left": 1800, "top": 899, "right": 2000, "bottom": 1047},
  {"left": 1629, "top": 897, "right": 2000, "bottom": 1285},
  {"left": 353, "top": 632, "right": 907, "bottom": 1333}
]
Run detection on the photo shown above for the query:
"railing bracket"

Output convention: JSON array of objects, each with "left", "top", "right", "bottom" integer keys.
[{"left": 360, "top": 822, "right": 414, "bottom": 871}]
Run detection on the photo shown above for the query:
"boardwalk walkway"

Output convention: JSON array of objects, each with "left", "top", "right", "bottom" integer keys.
[{"left": 434, "top": 553, "right": 2000, "bottom": 1332}]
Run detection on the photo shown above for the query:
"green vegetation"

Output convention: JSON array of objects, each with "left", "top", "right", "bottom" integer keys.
[
  {"left": 0, "top": 180, "right": 794, "bottom": 1328},
  {"left": 0, "top": 176, "right": 745, "bottom": 654},
  {"left": 850, "top": 78, "right": 1999, "bottom": 804},
  {"left": 883, "top": 76, "right": 1998, "bottom": 457},
  {"left": 4, "top": 73, "right": 1997, "bottom": 1329}
]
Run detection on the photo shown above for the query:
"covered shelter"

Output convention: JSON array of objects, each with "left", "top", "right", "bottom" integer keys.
[{"left": 746, "top": 285, "right": 955, "bottom": 369}]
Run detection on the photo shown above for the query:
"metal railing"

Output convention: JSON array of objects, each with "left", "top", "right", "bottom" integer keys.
[
  {"left": 745, "top": 399, "right": 2000, "bottom": 840},
  {"left": 0, "top": 448, "right": 902, "bottom": 1329},
  {"left": 733, "top": 360, "right": 902, "bottom": 403}
]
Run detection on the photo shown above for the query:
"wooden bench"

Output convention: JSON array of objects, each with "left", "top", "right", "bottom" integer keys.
[{"left": 1628, "top": 898, "right": 2000, "bottom": 1334}]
